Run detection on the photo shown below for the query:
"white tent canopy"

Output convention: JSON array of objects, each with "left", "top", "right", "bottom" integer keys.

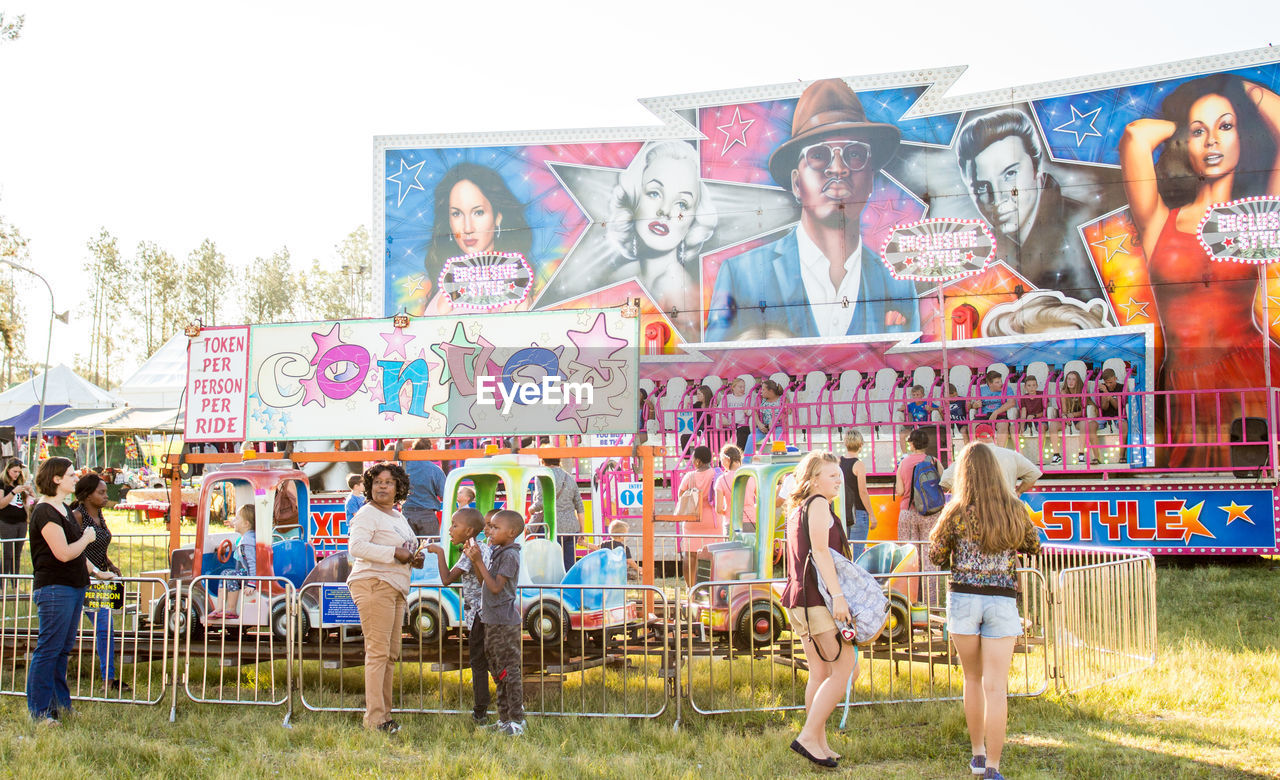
[
  {"left": 116, "top": 333, "right": 188, "bottom": 409},
  {"left": 0, "top": 364, "right": 124, "bottom": 420}
]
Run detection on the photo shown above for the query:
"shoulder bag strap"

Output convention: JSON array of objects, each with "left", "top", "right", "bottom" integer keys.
[{"left": 800, "top": 495, "right": 844, "bottom": 662}]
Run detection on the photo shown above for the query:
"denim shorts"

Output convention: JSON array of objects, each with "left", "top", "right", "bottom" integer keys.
[{"left": 946, "top": 591, "right": 1022, "bottom": 638}]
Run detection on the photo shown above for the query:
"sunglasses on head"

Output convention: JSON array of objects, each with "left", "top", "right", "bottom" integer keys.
[{"left": 798, "top": 140, "right": 872, "bottom": 172}]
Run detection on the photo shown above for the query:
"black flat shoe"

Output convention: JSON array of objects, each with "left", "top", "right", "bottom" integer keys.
[{"left": 790, "top": 739, "right": 838, "bottom": 768}]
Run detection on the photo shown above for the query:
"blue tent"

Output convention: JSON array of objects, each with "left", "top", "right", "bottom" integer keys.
[{"left": 0, "top": 404, "right": 71, "bottom": 437}]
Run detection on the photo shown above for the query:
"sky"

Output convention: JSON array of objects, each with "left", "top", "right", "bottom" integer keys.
[{"left": 1, "top": 0, "right": 1278, "bottom": 381}]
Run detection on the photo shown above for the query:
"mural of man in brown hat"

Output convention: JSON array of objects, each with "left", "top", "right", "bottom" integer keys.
[{"left": 705, "top": 78, "right": 920, "bottom": 341}]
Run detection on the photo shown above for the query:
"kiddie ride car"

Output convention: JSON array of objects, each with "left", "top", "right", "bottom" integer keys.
[
  {"left": 146, "top": 459, "right": 316, "bottom": 640},
  {"left": 689, "top": 450, "right": 931, "bottom": 650},
  {"left": 297, "top": 453, "right": 639, "bottom": 651}
]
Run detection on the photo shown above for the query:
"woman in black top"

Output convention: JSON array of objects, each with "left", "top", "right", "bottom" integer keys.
[
  {"left": 838, "top": 431, "right": 877, "bottom": 561},
  {"left": 72, "top": 473, "right": 126, "bottom": 692},
  {"left": 26, "top": 457, "right": 100, "bottom": 723},
  {"left": 0, "top": 458, "right": 33, "bottom": 575}
]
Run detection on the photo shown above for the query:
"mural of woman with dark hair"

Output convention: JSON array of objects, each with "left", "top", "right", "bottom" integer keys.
[
  {"left": 1120, "top": 74, "right": 1280, "bottom": 468},
  {"left": 605, "top": 141, "right": 717, "bottom": 336},
  {"left": 420, "top": 163, "right": 533, "bottom": 314}
]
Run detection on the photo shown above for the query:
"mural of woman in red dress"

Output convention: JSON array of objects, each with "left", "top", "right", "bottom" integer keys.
[{"left": 1120, "top": 74, "right": 1280, "bottom": 469}]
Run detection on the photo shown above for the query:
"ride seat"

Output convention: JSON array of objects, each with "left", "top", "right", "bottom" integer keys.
[{"left": 523, "top": 538, "right": 566, "bottom": 585}]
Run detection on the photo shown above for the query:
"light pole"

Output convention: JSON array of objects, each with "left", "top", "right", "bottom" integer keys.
[
  {"left": 341, "top": 263, "right": 370, "bottom": 317},
  {"left": 0, "top": 258, "right": 67, "bottom": 470}
]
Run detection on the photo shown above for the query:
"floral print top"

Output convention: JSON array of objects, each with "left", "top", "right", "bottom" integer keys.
[{"left": 929, "top": 507, "right": 1041, "bottom": 598}]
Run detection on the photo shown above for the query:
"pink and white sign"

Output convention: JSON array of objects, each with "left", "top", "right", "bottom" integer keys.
[{"left": 184, "top": 325, "right": 251, "bottom": 442}]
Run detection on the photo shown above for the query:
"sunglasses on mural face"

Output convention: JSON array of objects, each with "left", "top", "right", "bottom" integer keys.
[{"left": 799, "top": 141, "right": 872, "bottom": 173}]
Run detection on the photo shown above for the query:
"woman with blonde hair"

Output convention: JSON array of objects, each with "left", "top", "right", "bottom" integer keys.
[
  {"left": 838, "top": 431, "right": 876, "bottom": 561},
  {"left": 929, "top": 442, "right": 1042, "bottom": 780},
  {"left": 780, "top": 450, "right": 855, "bottom": 768}
]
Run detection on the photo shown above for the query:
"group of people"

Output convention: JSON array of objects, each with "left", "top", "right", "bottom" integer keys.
[
  {"left": 20, "top": 457, "right": 129, "bottom": 725},
  {"left": 782, "top": 442, "right": 1041, "bottom": 779},
  {"left": 674, "top": 376, "right": 786, "bottom": 459},
  {"left": 906, "top": 368, "right": 1129, "bottom": 466},
  {"left": 345, "top": 461, "right": 528, "bottom": 736}
]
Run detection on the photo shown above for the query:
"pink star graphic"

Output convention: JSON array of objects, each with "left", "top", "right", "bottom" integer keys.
[
  {"left": 379, "top": 328, "right": 414, "bottom": 359},
  {"left": 299, "top": 375, "right": 327, "bottom": 408},
  {"left": 716, "top": 107, "right": 755, "bottom": 157},
  {"left": 567, "top": 313, "right": 629, "bottom": 377},
  {"left": 309, "top": 323, "right": 345, "bottom": 366}
]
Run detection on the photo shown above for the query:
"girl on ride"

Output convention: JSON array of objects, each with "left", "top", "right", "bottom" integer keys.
[
  {"left": 929, "top": 442, "right": 1042, "bottom": 780},
  {"left": 781, "top": 450, "right": 856, "bottom": 769}
]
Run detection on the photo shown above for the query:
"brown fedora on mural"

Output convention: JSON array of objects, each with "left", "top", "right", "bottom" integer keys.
[{"left": 767, "top": 78, "right": 902, "bottom": 187}]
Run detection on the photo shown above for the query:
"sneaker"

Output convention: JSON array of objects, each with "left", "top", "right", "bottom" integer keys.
[
  {"left": 1075, "top": 452, "right": 1086, "bottom": 464},
  {"left": 501, "top": 720, "right": 527, "bottom": 736},
  {"left": 107, "top": 679, "right": 132, "bottom": 694},
  {"left": 1090, "top": 457, "right": 1102, "bottom": 465},
  {"left": 377, "top": 719, "right": 401, "bottom": 734},
  {"left": 970, "top": 755, "right": 987, "bottom": 775},
  {"left": 479, "top": 719, "right": 508, "bottom": 731},
  {"left": 1050, "top": 453, "right": 1062, "bottom": 465},
  {"left": 983, "top": 768, "right": 1005, "bottom": 780},
  {"left": 471, "top": 710, "right": 489, "bottom": 726}
]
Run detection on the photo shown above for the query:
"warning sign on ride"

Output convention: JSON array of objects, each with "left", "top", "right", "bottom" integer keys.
[{"left": 184, "top": 325, "right": 250, "bottom": 442}]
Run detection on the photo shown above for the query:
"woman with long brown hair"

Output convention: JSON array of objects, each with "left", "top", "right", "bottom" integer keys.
[
  {"left": 929, "top": 443, "right": 1042, "bottom": 780},
  {"left": 1120, "top": 74, "right": 1280, "bottom": 468},
  {"left": 780, "top": 450, "right": 855, "bottom": 768}
]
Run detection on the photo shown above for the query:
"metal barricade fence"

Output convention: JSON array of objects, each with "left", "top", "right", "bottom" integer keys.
[
  {"left": 0, "top": 574, "right": 173, "bottom": 705},
  {"left": 683, "top": 568, "right": 1049, "bottom": 717},
  {"left": 178, "top": 575, "right": 295, "bottom": 724},
  {"left": 1, "top": 533, "right": 197, "bottom": 579},
  {"left": 1047, "top": 548, "right": 1157, "bottom": 693},
  {"left": 296, "top": 581, "right": 672, "bottom": 721}
]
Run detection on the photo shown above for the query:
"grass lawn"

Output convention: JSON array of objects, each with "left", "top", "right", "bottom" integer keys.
[{"left": 1, "top": 559, "right": 1276, "bottom": 778}]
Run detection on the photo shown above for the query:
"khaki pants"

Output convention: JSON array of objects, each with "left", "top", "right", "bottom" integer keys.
[{"left": 348, "top": 578, "right": 406, "bottom": 728}]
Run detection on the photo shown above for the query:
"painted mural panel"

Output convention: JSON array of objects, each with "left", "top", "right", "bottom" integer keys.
[{"left": 378, "top": 50, "right": 1280, "bottom": 467}]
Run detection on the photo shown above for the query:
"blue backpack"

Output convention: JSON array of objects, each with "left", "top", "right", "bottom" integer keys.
[{"left": 910, "top": 456, "right": 945, "bottom": 516}]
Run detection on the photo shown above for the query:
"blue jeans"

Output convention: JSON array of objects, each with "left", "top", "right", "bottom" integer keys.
[
  {"left": 27, "top": 584, "right": 85, "bottom": 719},
  {"left": 846, "top": 510, "right": 871, "bottom": 562},
  {"left": 85, "top": 607, "right": 115, "bottom": 681}
]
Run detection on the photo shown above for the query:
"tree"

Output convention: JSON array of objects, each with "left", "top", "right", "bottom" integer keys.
[
  {"left": 298, "top": 258, "right": 356, "bottom": 322},
  {"left": 83, "top": 228, "right": 132, "bottom": 388},
  {"left": 242, "top": 247, "right": 296, "bottom": 324},
  {"left": 0, "top": 219, "right": 28, "bottom": 386},
  {"left": 182, "top": 238, "right": 234, "bottom": 326},
  {"left": 0, "top": 12, "right": 23, "bottom": 43},
  {"left": 335, "top": 225, "right": 373, "bottom": 317},
  {"left": 133, "top": 241, "right": 182, "bottom": 356}
]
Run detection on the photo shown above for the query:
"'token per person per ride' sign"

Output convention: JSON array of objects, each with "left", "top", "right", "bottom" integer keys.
[{"left": 184, "top": 326, "right": 250, "bottom": 442}]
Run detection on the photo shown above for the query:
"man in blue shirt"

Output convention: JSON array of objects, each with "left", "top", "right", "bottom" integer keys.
[{"left": 401, "top": 438, "right": 445, "bottom": 537}]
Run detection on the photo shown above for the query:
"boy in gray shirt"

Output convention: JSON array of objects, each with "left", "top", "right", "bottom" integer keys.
[{"left": 463, "top": 509, "right": 524, "bottom": 735}]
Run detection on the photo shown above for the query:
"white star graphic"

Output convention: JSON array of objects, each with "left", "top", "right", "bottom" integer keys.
[
  {"left": 1053, "top": 105, "right": 1104, "bottom": 147},
  {"left": 717, "top": 107, "right": 755, "bottom": 157},
  {"left": 1089, "top": 233, "right": 1131, "bottom": 264},
  {"left": 387, "top": 159, "right": 426, "bottom": 208},
  {"left": 1119, "top": 297, "right": 1150, "bottom": 322}
]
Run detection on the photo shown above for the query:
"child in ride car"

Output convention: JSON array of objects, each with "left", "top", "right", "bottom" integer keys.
[
  {"left": 427, "top": 507, "right": 491, "bottom": 723},
  {"left": 211, "top": 504, "right": 256, "bottom": 620}
]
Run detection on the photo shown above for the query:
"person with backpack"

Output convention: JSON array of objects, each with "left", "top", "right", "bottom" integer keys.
[
  {"left": 780, "top": 450, "right": 856, "bottom": 769},
  {"left": 929, "top": 442, "right": 1042, "bottom": 780},
  {"left": 676, "top": 446, "right": 720, "bottom": 588},
  {"left": 895, "top": 428, "right": 945, "bottom": 543}
]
